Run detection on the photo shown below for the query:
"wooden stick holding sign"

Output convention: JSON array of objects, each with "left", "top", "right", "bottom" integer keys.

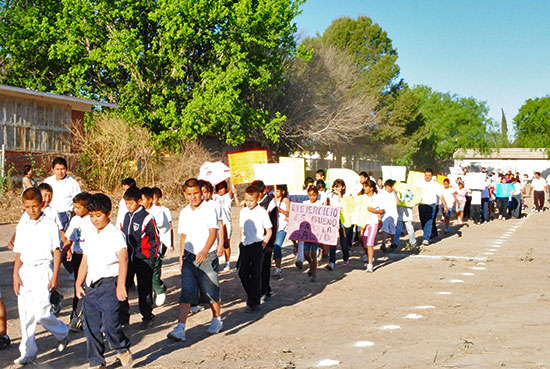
[{"left": 287, "top": 203, "right": 340, "bottom": 246}]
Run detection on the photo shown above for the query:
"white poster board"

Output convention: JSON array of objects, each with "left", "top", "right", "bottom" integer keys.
[
  {"left": 382, "top": 166, "right": 406, "bottom": 182},
  {"left": 198, "top": 161, "right": 231, "bottom": 186},
  {"left": 465, "top": 172, "right": 486, "bottom": 190},
  {"left": 449, "top": 166, "right": 462, "bottom": 176},
  {"left": 253, "top": 163, "right": 294, "bottom": 185}
]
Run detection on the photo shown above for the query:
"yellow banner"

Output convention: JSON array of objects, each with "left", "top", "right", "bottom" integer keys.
[{"left": 228, "top": 150, "right": 268, "bottom": 185}]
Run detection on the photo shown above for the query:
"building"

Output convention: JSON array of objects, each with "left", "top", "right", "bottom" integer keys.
[
  {"left": 0, "top": 84, "right": 118, "bottom": 173},
  {"left": 454, "top": 148, "right": 550, "bottom": 176}
]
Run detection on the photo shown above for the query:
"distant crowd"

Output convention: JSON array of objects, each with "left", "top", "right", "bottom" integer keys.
[{"left": 1, "top": 159, "right": 548, "bottom": 367}]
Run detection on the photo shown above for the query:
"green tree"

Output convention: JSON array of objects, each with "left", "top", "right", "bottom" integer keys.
[
  {"left": 0, "top": 0, "right": 302, "bottom": 146},
  {"left": 410, "top": 85, "right": 492, "bottom": 169},
  {"left": 513, "top": 96, "right": 550, "bottom": 149}
]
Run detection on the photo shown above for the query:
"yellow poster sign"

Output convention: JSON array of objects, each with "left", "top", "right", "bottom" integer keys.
[{"left": 228, "top": 150, "right": 268, "bottom": 185}]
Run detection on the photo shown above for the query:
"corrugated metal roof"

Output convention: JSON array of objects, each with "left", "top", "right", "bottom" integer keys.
[
  {"left": 0, "top": 84, "right": 119, "bottom": 112},
  {"left": 455, "top": 148, "right": 548, "bottom": 160}
]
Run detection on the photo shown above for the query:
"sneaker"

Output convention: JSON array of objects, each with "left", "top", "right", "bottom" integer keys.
[
  {"left": 190, "top": 305, "right": 205, "bottom": 315},
  {"left": 57, "top": 335, "right": 69, "bottom": 352},
  {"left": 155, "top": 293, "right": 166, "bottom": 306},
  {"left": 295, "top": 260, "right": 303, "bottom": 270},
  {"left": 245, "top": 305, "right": 261, "bottom": 314},
  {"left": 14, "top": 356, "right": 36, "bottom": 365},
  {"left": 117, "top": 350, "right": 134, "bottom": 367},
  {"left": 167, "top": 324, "right": 186, "bottom": 341},
  {"left": 325, "top": 262, "right": 335, "bottom": 271},
  {"left": 380, "top": 243, "right": 387, "bottom": 253},
  {"left": 362, "top": 254, "right": 369, "bottom": 262},
  {"left": 140, "top": 315, "right": 155, "bottom": 330},
  {"left": 0, "top": 335, "right": 10, "bottom": 349},
  {"left": 223, "top": 262, "right": 231, "bottom": 271},
  {"left": 90, "top": 366, "right": 107, "bottom": 369},
  {"left": 273, "top": 270, "right": 282, "bottom": 278},
  {"left": 307, "top": 268, "right": 313, "bottom": 277},
  {"left": 342, "top": 260, "right": 349, "bottom": 266},
  {"left": 309, "top": 276, "right": 316, "bottom": 283},
  {"left": 50, "top": 292, "right": 63, "bottom": 315},
  {"left": 261, "top": 294, "right": 271, "bottom": 303},
  {"left": 422, "top": 240, "right": 430, "bottom": 246},
  {"left": 207, "top": 318, "right": 223, "bottom": 334},
  {"left": 69, "top": 319, "right": 83, "bottom": 332},
  {"left": 366, "top": 264, "right": 374, "bottom": 273}
]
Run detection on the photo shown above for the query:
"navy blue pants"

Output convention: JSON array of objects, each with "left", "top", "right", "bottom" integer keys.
[
  {"left": 238, "top": 243, "right": 264, "bottom": 308},
  {"left": 329, "top": 225, "right": 352, "bottom": 263},
  {"left": 83, "top": 277, "right": 131, "bottom": 367}
]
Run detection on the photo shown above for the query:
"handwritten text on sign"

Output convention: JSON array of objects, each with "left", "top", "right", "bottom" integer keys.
[{"left": 287, "top": 203, "right": 340, "bottom": 246}]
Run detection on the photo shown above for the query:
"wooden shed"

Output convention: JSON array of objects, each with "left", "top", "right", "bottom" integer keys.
[{"left": 0, "top": 84, "right": 118, "bottom": 173}]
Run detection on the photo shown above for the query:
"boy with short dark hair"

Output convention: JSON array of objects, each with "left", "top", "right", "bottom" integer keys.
[
  {"left": 12, "top": 188, "right": 69, "bottom": 365},
  {"left": 75, "top": 193, "right": 133, "bottom": 368},
  {"left": 167, "top": 179, "right": 223, "bottom": 341},
  {"left": 116, "top": 178, "right": 137, "bottom": 228},
  {"left": 120, "top": 186, "right": 159, "bottom": 327},
  {"left": 141, "top": 186, "right": 170, "bottom": 306},
  {"left": 44, "top": 157, "right": 81, "bottom": 229},
  {"left": 64, "top": 192, "right": 93, "bottom": 331},
  {"left": 238, "top": 185, "right": 272, "bottom": 313}
]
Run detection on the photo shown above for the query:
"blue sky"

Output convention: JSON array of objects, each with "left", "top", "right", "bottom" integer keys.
[{"left": 295, "top": 0, "right": 550, "bottom": 132}]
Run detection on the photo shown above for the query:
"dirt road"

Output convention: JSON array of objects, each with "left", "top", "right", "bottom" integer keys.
[{"left": 1, "top": 200, "right": 549, "bottom": 368}]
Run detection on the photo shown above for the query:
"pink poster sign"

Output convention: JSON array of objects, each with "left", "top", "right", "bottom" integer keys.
[{"left": 287, "top": 203, "right": 340, "bottom": 246}]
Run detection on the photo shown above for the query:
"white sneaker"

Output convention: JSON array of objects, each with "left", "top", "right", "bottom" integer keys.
[
  {"left": 207, "top": 318, "right": 223, "bottom": 334},
  {"left": 57, "top": 336, "right": 69, "bottom": 352},
  {"left": 362, "top": 254, "right": 369, "bottom": 262},
  {"left": 167, "top": 324, "right": 186, "bottom": 341},
  {"left": 223, "top": 262, "right": 231, "bottom": 271},
  {"left": 422, "top": 240, "right": 430, "bottom": 246},
  {"left": 14, "top": 356, "right": 36, "bottom": 365},
  {"left": 190, "top": 305, "right": 205, "bottom": 314},
  {"left": 155, "top": 293, "right": 166, "bottom": 306},
  {"left": 366, "top": 264, "right": 374, "bottom": 273}
]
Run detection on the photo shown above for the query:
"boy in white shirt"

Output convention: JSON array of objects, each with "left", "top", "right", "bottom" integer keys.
[
  {"left": 167, "top": 179, "right": 224, "bottom": 342},
  {"left": 43, "top": 157, "right": 81, "bottom": 229},
  {"left": 116, "top": 178, "right": 137, "bottom": 229},
  {"left": 238, "top": 184, "right": 273, "bottom": 313},
  {"left": 63, "top": 191, "right": 94, "bottom": 331},
  {"left": 75, "top": 193, "right": 133, "bottom": 368},
  {"left": 12, "top": 188, "right": 69, "bottom": 365},
  {"left": 152, "top": 187, "right": 174, "bottom": 252}
]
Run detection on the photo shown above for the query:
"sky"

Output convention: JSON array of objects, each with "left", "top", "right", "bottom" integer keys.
[{"left": 294, "top": 0, "right": 550, "bottom": 133}]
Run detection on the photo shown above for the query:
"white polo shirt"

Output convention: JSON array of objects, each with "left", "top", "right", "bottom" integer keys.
[
  {"left": 13, "top": 213, "right": 60, "bottom": 265},
  {"left": 18, "top": 205, "right": 63, "bottom": 232},
  {"left": 178, "top": 200, "right": 219, "bottom": 255},
  {"left": 65, "top": 215, "right": 95, "bottom": 253},
  {"left": 83, "top": 222, "right": 127, "bottom": 286},
  {"left": 532, "top": 177, "right": 547, "bottom": 192},
  {"left": 416, "top": 179, "right": 443, "bottom": 205},
  {"left": 44, "top": 174, "right": 81, "bottom": 212},
  {"left": 147, "top": 204, "right": 171, "bottom": 248},
  {"left": 240, "top": 205, "right": 272, "bottom": 245}
]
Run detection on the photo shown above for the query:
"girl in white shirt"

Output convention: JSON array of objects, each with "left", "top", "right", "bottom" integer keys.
[
  {"left": 360, "top": 180, "right": 384, "bottom": 273},
  {"left": 269, "top": 184, "right": 290, "bottom": 278}
]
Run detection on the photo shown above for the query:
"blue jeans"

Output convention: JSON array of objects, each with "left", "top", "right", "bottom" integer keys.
[
  {"left": 83, "top": 277, "right": 131, "bottom": 367},
  {"left": 418, "top": 204, "right": 437, "bottom": 242},
  {"left": 179, "top": 251, "right": 220, "bottom": 305},
  {"left": 481, "top": 198, "right": 490, "bottom": 222},
  {"left": 272, "top": 230, "right": 287, "bottom": 260},
  {"left": 329, "top": 225, "right": 352, "bottom": 263}
]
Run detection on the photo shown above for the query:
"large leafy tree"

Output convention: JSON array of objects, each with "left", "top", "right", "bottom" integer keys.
[
  {"left": 410, "top": 85, "right": 492, "bottom": 169},
  {"left": 0, "top": 0, "right": 302, "bottom": 146},
  {"left": 513, "top": 96, "right": 550, "bottom": 149}
]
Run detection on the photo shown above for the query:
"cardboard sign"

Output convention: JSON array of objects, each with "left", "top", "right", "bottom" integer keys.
[
  {"left": 279, "top": 157, "right": 305, "bottom": 192},
  {"left": 198, "top": 161, "right": 231, "bottom": 186},
  {"left": 288, "top": 203, "right": 340, "bottom": 246},
  {"left": 341, "top": 195, "right": 367, "bottom": 227},
  {"left": 228, "top": 150, "right": 268, "bottom": 185},
  {"left": 253, "top": 163, "right": 294, "bottom": 185},
  {"left": 436, "top": 174, "right": 448, "bottom": 185},
  {"left": 465, "top": 172, "right": 486, "bottom": 190},
  {"left": 394, "top": 182, "right": 423, "bottom": 208},
  {"left": 449, "top": 166, "right": 462, "bottom": 175},
  {"left": 325, "top": 168, "right": 362, "bottom": 196},
  {"left": 382, "top": 166, "right": 406, "bottom": 182},
  {"left": 407, "top": 171, "right": 425, "bottom": 186}
]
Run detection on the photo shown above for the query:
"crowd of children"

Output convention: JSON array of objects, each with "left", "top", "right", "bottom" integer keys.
[{"left": 1, "top": 158, "right": 548, "bottom": 367}]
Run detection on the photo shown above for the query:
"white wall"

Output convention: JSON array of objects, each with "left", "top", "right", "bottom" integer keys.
[{"left": 454, "top": 159, "right": 550, "bottom": 177}]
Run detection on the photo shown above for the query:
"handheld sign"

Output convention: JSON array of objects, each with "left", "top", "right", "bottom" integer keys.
[
  {"left": 436, "top": 174, "right": 448, "bottom": 185},
  {"left": 198, "top": 161, "right": 231, "bottom": 186},
  {"left": 465, "top": 172, "right": 486, "bottom": 190},
  {"left": 341, "top": 195, "right": 366, "bottom": 227},
  {"left": 407, "top": 171, "right": 425, "bottom": 186},
  {"left": 253, "top": 163, "right": 294, "bottom": 185},
  {"left": 288, "top": 203, "right": 340, "bottom": 246},
  {"left": 325, "top": 168, "right": 362, "bottom": 197},
  {"left": 279, "top": 157, "right": 305, "bottom": 192},
  {"left": 394, "top": 182, "right": 422, "bottom": 208},
  {"left": 228, "top": 150, "right": 268, "bottom": 185},
  {"left": 382, "top": 166, "right": 406, "bottom": 182}
]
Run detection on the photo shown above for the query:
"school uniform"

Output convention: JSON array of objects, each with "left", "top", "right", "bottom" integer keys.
[
  {"left": 178, "top": 200, "right": 220, "bottom": 305},
  {"left": 81, "top": 222, "right": 131, "bottom": 367},
  {"left": 65, "top": 214, "right": 95, "bottom": 327},
  {"left": 13, "top": 213, "right": 68, "bottom": 359},
  {"left": 416, "top": 179, "right": 443, "bottom": 242},
  {"left": 258, "top": 193, "right": 277, "bottom": 299},
  {"left": 44, "top": 174, "right": 81, "bottom": 229},
  {"left": 239, "top": 205, "right": 272, "bottom": 308},
  {"left": 147, "top": 204, "right": 171, "bottom": 296},
  {"left": 120, "top": 206, "right": 159, "bottom": 323}
]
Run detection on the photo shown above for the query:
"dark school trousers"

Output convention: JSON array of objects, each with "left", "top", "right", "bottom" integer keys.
[
  {"left": 464, "top": 195, "right": 472, "bottom": 220},
  {"left": 83, "top": 277, "right": 131, "bottom": 367},
  {"left": 120, "top": 257, "right": 154, "bottom": 323},
  {"left": 470, "top": 204, "right": 482, "bottom": 223},
  {"left": 152, "top": 244, "right": 167, "bottom": 295},
  {"left": 419, "top": 204, "right": 437, "bottom": 242},
  {"left": 496, "top": 197, "right": 509, "bottom": 218},
  {"left": 329, "top": 225, "right": 352, "bottom": 263},
  {"left": 70, "top": 253, "right": 84, "bottom": 325},
  {"left": 534, "top": 190, "right": 545, "bottom": 211},
  {"left": 510, "top": 194, "right": 522, "bottom": 218},
  {"left": 260, "top": 248, "right": 272, "bottom": 298},
  {"left": 238, "top": 242, "right": 264, "bottom": 308}
]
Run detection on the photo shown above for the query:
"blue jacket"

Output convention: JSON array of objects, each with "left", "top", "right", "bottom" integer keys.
[{"left": 121, "top": 206, "right": 159, "bottom": 266}]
